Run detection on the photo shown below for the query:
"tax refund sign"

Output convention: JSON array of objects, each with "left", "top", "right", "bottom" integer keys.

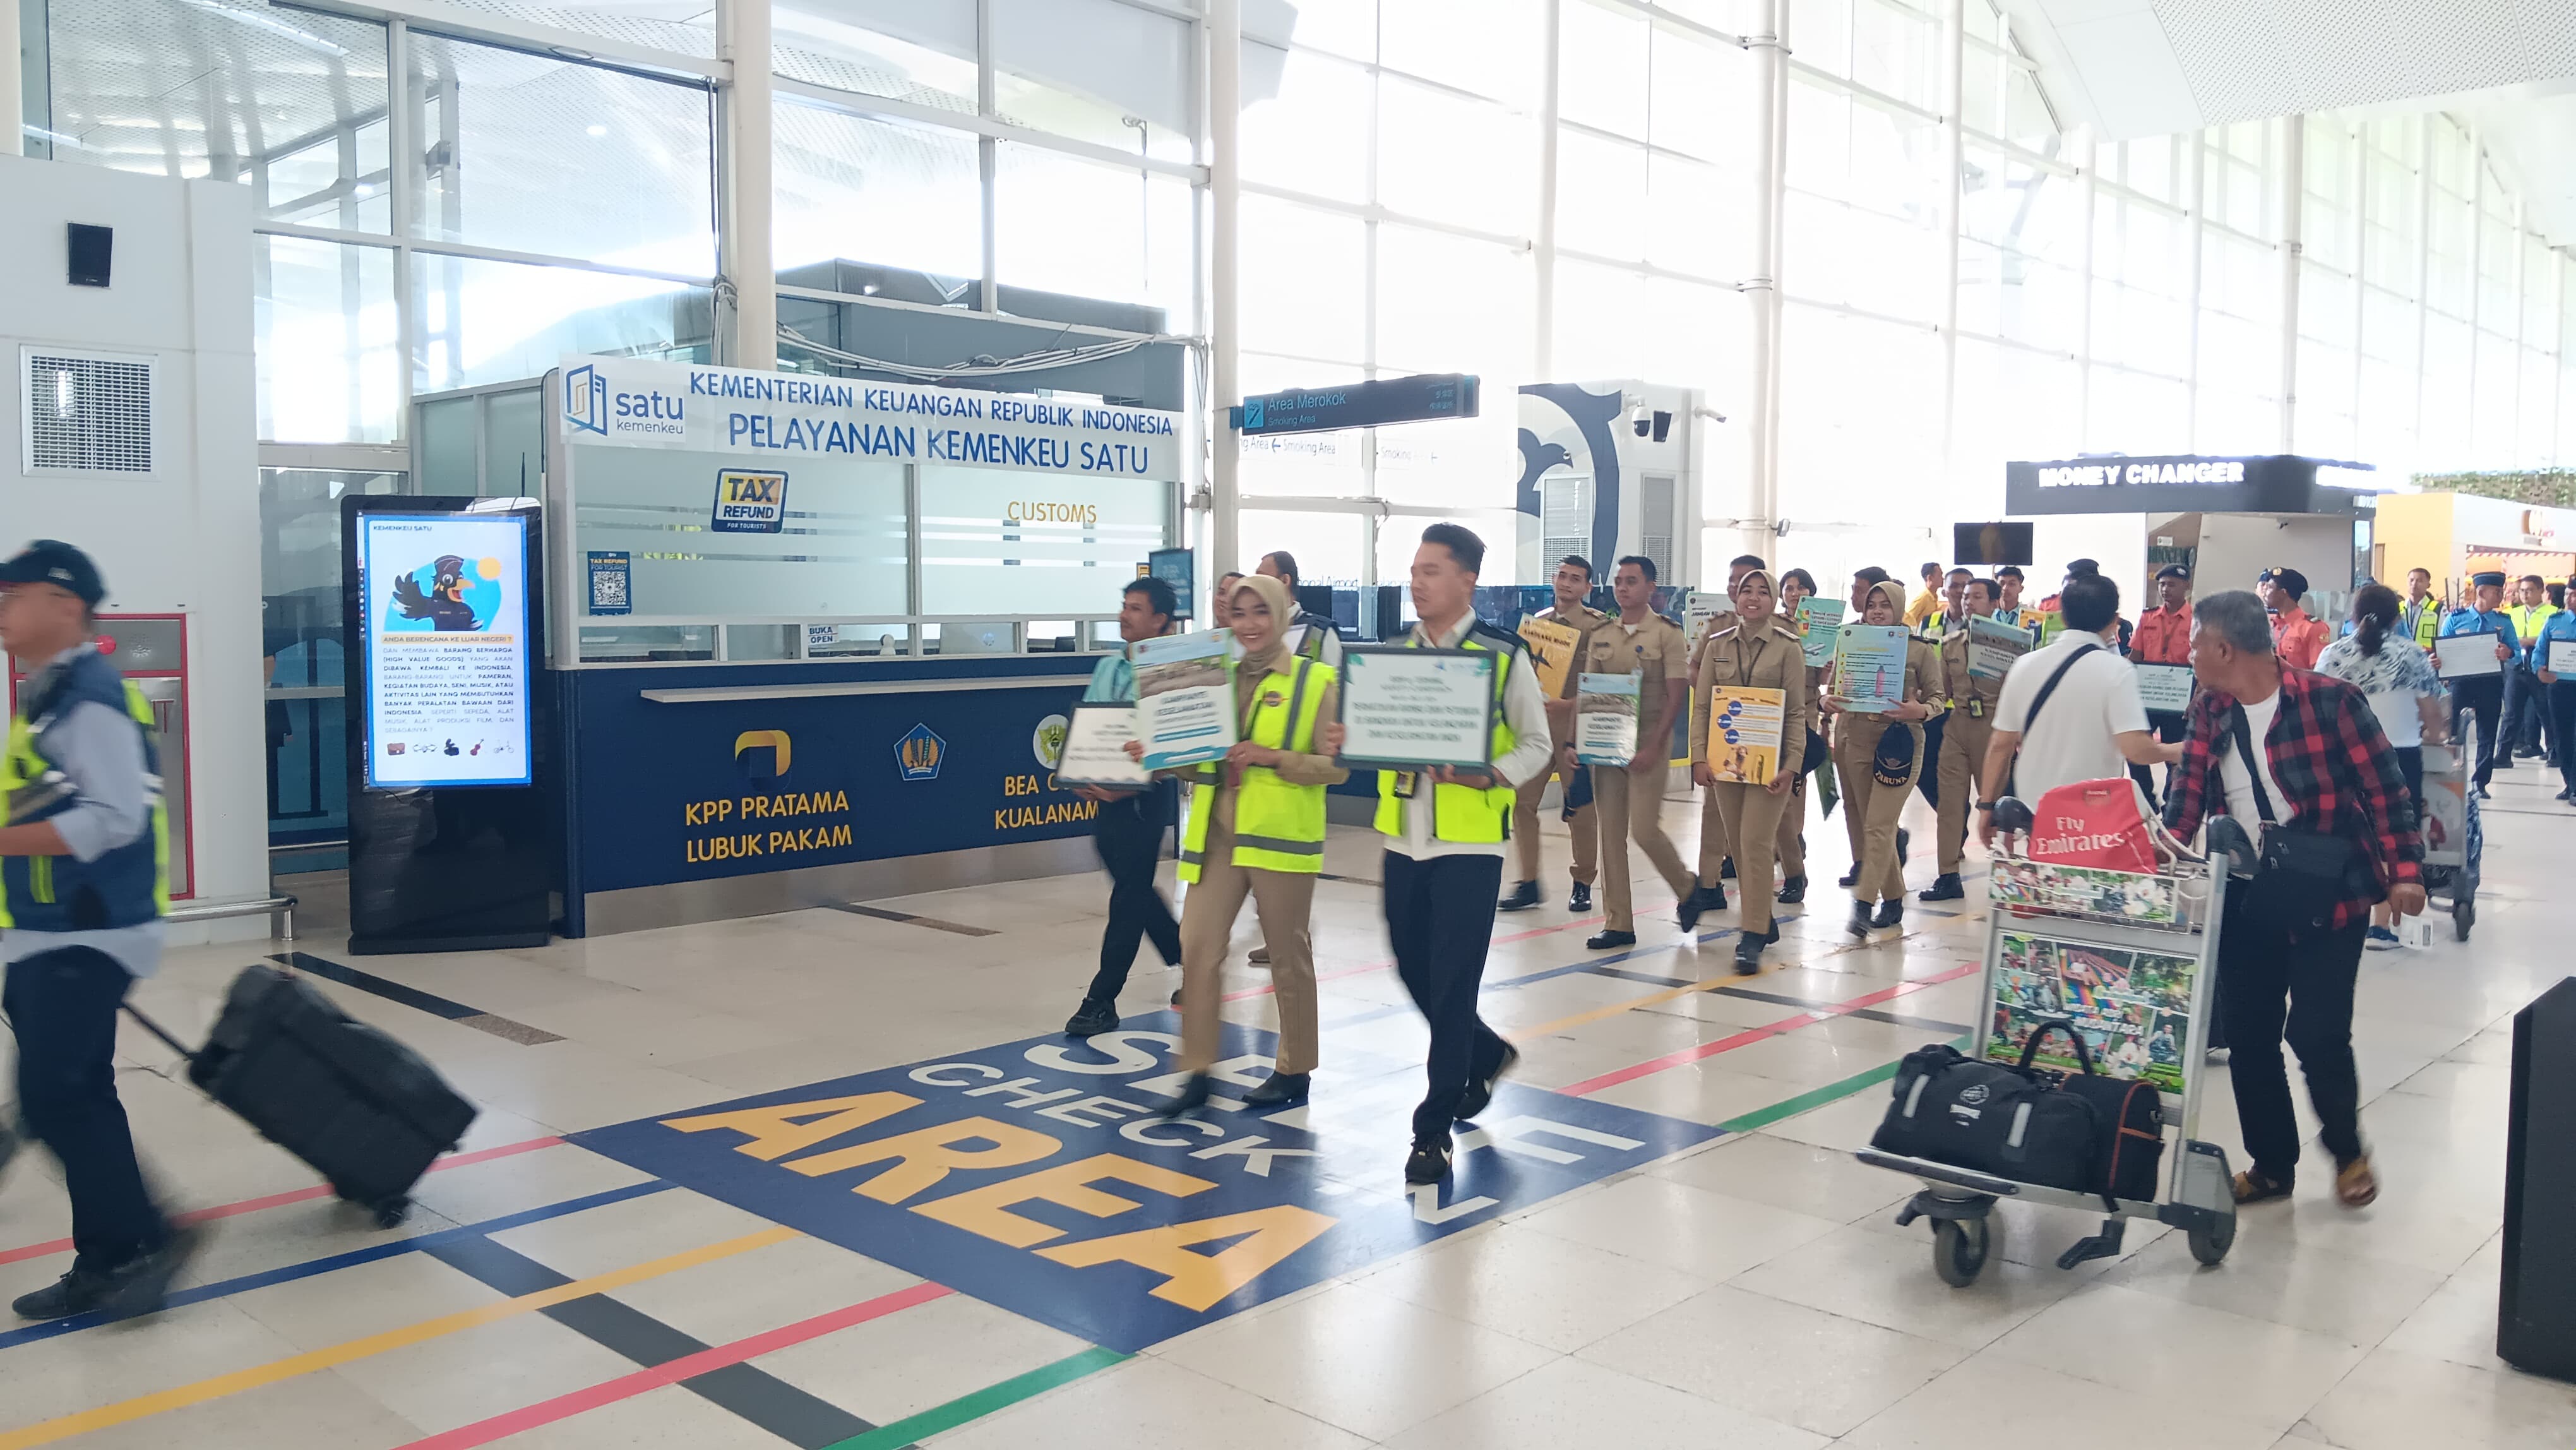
[{"left": 573, "top": 1016, "right": 1719, "bottom": 1351}]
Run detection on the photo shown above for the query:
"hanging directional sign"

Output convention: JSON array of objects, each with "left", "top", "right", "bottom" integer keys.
[{"left": 1231, "top": 373, "right": 1481, "bottom": 436}]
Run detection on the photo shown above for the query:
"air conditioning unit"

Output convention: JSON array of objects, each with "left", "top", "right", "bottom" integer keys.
[{"left": 21, "top": 345, "right": 156, "bottom": 476}]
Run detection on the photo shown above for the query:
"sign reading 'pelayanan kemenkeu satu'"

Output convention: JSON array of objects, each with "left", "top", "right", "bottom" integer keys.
[{"left": 561, "top": 356, "right": 1184, "bottom": 481}]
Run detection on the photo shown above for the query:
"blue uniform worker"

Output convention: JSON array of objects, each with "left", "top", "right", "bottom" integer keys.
[
  {"left": 2434, "top": 571, "right": 2519, "bottom": 796},
  {"left": 2532, "top": 605, "right": 2576, "bottom": 803}
]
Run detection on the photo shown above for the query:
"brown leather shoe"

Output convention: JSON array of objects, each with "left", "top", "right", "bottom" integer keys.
[
  {"left": 2231, "top": 1167, "right": 2293, "bottom": 1204},
  {"left": 2334, "top": 1155, "right": 2379, "bottom": 1208}
]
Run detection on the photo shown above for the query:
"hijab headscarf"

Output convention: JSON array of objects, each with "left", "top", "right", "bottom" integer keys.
[
  {"left": 1866, "top": 578, "right": 1909, "bottom": 623},
  {"left": 1733, "top": 568, "right": 1778, "bottom": 621},
  {"left": 1229, "top": 572, "right": 1297, "bottom": 678}
]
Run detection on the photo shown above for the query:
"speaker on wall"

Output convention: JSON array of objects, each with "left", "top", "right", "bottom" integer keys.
[{"left": 68, "top": 224, "right": 113, "bottom": 288}]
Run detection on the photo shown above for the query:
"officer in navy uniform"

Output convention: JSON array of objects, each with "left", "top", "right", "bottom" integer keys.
[
  {"left": 2433, "top": 570, "right": 2519, "bottom": 798},
  {"left": 0, "top": 541, "right": 200, "bottom": 1321}
]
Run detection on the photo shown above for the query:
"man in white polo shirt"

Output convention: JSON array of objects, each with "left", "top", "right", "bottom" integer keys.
[{"left": 1977, "top": 573, "right": 2182, "bottom": 840}]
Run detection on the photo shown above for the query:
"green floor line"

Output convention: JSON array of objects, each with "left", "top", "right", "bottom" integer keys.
[
  {"left": 821, "top": 1346, "right": 1131, "bottom": 1450},
  {"left": 1714, "top": 1036, "right": 1970, "bottom": 1135}
]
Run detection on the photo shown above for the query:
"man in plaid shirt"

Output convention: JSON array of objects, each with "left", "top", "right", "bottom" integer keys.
[{"left": 2164, "top": 591, "right": 2424, "bottom": 1211}]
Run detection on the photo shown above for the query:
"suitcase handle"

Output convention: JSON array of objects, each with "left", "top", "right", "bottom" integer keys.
[
  {"left": 120, "top": 1003, "right": 198, "bottom": 1064},
  {"left": 2015, "top": 1016, "right": 2101, "bottom": 1077}
]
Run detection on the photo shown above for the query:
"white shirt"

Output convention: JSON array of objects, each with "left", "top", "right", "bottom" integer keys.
[
  {"left": 2217, "top": 689, "right": 2296, "bottom": 829},
  {"left": 1990, "top": 633, "right": 2150, "bottom": 801},
  {"left": 1382, "top": 613, "right": 1556, "bottom": 861}
]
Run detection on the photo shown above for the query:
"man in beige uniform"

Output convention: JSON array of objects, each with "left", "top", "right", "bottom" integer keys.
[
  {"left": 1686, "top": 554, "right": 1767, "bottom": 913},
  {"left": 1501, "top": 555, "right": 1613, "bottom": 913},
  {"left": 1568, "top": 556, "right": 1705, "bottom": 949},
  {"left": 1922, "top": 575, "right": 2003, "bottom": 903}
]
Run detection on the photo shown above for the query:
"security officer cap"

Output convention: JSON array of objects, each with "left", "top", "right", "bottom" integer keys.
[
  {"left": 2156, "top": 563, "right": 2191, "bottom": 582},
  {"left": 2258, "top": 566, "right": 2309, "bottom": 599},
  {"left": 0, "top": 539, "right": 106, "bottom": 606},
  {"left": 2471, "top": 570, "right": 2508, "bottom": 589}
]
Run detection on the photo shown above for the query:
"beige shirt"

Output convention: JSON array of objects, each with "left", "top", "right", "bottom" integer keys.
[
  {"left": 1577, "top": 612, "right": 1689, "bottom": 760},
  {"left": 1936, "top": 631, "right": 2005, "bottom": 716},
  {"left": 1691, "top": 617, "right": 1811, "bottom": 764}
]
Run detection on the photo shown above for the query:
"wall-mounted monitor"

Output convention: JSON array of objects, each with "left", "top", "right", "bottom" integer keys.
[{"left": 1953, "top": 520, "right": 2034, "bottom": 565}]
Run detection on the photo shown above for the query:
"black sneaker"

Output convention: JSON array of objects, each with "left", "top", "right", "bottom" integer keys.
[
  {"left": 1404, "top": 1135, "right": 1453, "bottom": 1185},
  {"left": 1456, "top": 1043, "right": 1521, "bottom": 1121},
  {"left": 1497, "top": 880, "right": 1542, "bottom": 913},
  {"left": 1568, "top": 882, "right": 1593, "bottom": 913},
  {"left": 14, "top": 1223, "right": 202, "bottom": 1322},
  {"left": 1777, "top": 873, "right": 1807, "bottom": 904},
  {"left": 1872, "top": 898, "right": 1904, "bottom": 929},
  {"left": 1676, "top": 894, "right": 1705, "bottom": 933},
  {"left": 1695, "top": 882, "right": 1729, "bottom": 914},
  {"left": 1242, "top": 1071, "right": 1309, "bottom": 1106},
  {"left": 1847, "top": 899, "right": 1873, "bottom": 937},
  {"left": 1586, "top": 928, "right": 1637, "bottom": 950},
  {"left": 1157, "top": 1072, "right": 1213, "bottom": 1120},
  {"left": 2474, "top": 783, "right": 2492, "bottom": 799},
  {"left": 1837, "top": 866, "right": 1859, "bottom": 888},
  {"left": 1732, "top": 933, "right": 1765, "bottom": 974},
  {"left": 1064, "top": 997, "right": 1119, "bottom": 1036},
  {"left": 1719, "top": 855, "right": 1737, "bottom": 880},
  {"left": 1917, "top": 873, "right": 1964, "bottom": 902},
  {"left": 12, "top": 1268, "right": 112, "bottom": 1322}
]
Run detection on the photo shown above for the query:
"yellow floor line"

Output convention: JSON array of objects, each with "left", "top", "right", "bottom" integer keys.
[
  {"left": 1505, "top": 930, "right": 1929, "bottom": 1042},
  {"left": 0, "top": 1226, "right": 798, "bottom": 1450}
]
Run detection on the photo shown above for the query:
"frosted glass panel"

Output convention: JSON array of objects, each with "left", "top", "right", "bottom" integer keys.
[
  {"left": 920, "top": 465, "right": 1169, "bottom": 615},
  {"left": 570, "top": 444, "right": 907, "bottom": 618}
]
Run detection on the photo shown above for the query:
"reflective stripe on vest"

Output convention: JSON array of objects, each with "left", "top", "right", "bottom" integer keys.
[
  {"left": 1373, "top": 632, "right": 1520, "bottom": 843},
  {"left": 1178, "top": 656, "right": 1335, "bottom": 880}
]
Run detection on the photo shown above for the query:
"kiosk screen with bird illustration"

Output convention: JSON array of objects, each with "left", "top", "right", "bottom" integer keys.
[{"left": 359, "top": 510, "right": 534, "bottom": 788}]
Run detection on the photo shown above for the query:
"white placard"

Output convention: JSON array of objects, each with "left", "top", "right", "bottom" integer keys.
[
  {"left": 2133, "top": 662, "right": 2196, "bottom": 714},
  {"left": 2435, "top": 636, "right": 2505, "bottom": 678},
  {"left": 2549, "top": 640, "right": 2576, "bottom": 674},
  {"left": 1335, "top": 647, "right": 1497, "bottom": 769},
  {"left": 1056, "top": 703, "right": 1151, "bottom": 787},
  {"left": 1131, "top": 630, "right": 1239, "bottom": 770},
  {"left": 1573, "top": 673, "right": 1641, "bottom": 766},
  {"left": 359, "top": 511, "right": 533, "bottom": 789}
]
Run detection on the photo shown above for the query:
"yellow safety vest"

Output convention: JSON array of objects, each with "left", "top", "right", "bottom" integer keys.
[
  {"left": 1373, "top": 627, "right": 1521, "bottom": 844},
  {"left": 0, "top": 680, "right": 171, "bottom": 930},
  {"left": 1178, "top": 656, "right": 1335, "bottom": 880}
]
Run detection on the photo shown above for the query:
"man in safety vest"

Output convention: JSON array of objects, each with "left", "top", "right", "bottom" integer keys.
[
  {"left": 1320, "top": 524, "right": 1553, "bottom": 1186},
  {"left": 2399, "top": 568, "right": 2443, "bottom": 651},
  {"left": 0, "top": 541, "right": 198, "bottom": 1322}
]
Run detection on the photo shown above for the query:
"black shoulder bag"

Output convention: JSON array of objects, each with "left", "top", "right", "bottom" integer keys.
[
  {"left": 2227, "top": 704, "right": 2363, "bottom": 933},
  {"left": 2001, "top": 642, "right": 2099, "bottom": 798}
]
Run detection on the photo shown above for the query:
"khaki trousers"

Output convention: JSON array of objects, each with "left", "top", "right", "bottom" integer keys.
[
  {"left": 1178, "top": 815, "right": 1318, "bottom": 1076},
  {"left": 1592, "top": 758, "right": 1696, "bottom": 932},
  {"left": 1777, "top": 768, "right": 1808, "bottom": 878},
  {"left": 1711, "top": 781, "right": 1792, "bottom": 934},
  {"left": 1935, "top": 710, "right": 1996, "bottom": 875},
  {"left": 1511, "top": 739, "right": 1597, "bottom": 887},
  {"left": 1834, "top": 716, "right": 1921, "bottom": 904},
  {"left": 1695, "top": 786, "right": 1735, "bottom": 886}
]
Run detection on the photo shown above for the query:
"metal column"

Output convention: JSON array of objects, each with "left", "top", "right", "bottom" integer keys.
[
  {"left": 1534, "top": 0, "right": 1563, "bottom": 380},
  {"left": 2, "top": 0, "right": 21, "bottom": 157},
  {"left": 1208, "top": 0, "right": 1242, "bottom": 576},
  {"left": 1937, "top": 0, "right": 1964, "bottom": 476},
  {"left": 1743, "top": 0, "right": 1783, "bottom": 558},
  {"left": 2278, "top": 116, "right": 2303, "bottom": 452},
  {"left": 2186, "top": 135, "right": 2207, "bottom": 448},
  {"left": 719, "top": 0, "right": 776, "bottom": 369},
  {"left": 2076, "top": 126, "right": 2098, "bottom": 446},
  {"left": 2412, "top": 121, "right": 2435, "bottom": 449}
]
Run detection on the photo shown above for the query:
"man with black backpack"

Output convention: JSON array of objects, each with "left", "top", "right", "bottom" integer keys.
[{"left": 1976, "top": 573, "right": 2179, "bottom": 848}]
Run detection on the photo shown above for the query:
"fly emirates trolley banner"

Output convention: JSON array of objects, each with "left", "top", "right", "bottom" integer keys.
[
  {"left": 359, "top": 512, "right": 534, "bottom": 788},
  {"left": 560, "top": 356, "right": 1186, "bottom": 481}
]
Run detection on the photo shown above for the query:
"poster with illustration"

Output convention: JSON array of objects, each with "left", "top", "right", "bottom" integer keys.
[
  {"left": 1988, "top": 930, "right": 2198, "bottom": 1093},
  {"left": 360, "top": 511, "right": 533, "bottom": 789},
  {"left": 1989, "top": 858, "right": 2183, "bottom": 926}
]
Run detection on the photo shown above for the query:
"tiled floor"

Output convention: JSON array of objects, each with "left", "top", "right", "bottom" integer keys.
[{"left": 3, "top": 761, "right": 2572, "bottom": 1449}]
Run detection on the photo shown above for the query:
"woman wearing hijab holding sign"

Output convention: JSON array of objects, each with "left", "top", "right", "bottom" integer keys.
[
  {"left": 1130, "top": 573, "right": 1345, "bottom": 1117},
  {"left": 1691, "top": 569, "right": 1809, "bottom": 973},
  {"left": 1822, "top": 578, "right": 1943, "bottom": 936}
]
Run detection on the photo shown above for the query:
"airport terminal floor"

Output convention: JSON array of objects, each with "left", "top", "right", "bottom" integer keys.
[{"left": 3, "top": 765, "right": 2569, "bottom": 1450}]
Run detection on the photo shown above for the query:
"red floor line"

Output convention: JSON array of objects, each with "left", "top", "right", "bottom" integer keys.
[
  {"left": 0, "top": 1135, "right": 564, "bottom": 1267},
  {"left": 1557, "top": 962, "right": 1982, "bottom": 1097},
  {"left": 1216, "top": 901, "right": 1671, "bottom": 1003},
  {"left": 389, "top": 1281, "right": 955, "bottom": 1450}
]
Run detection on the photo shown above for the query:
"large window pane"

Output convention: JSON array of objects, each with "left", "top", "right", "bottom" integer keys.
[
  {"left": 1241, "top": 46, "right": 1373, "bottom": 201},
  {"left": 776, "top": 104, "right": 982, "bottom": 280},
  {"left": 1241, "top": 197, "right": 1368, "bottom": 362},
  {"left": 996, "top": 143, "right": 1192, "bottom": 317},
  {"left": 1377, "top": 78, "right": 1534, "bottom": 236},
  {"left": 1560, "top": 0, "right": 1649, "bottom": 141},
  {"left": 921, "top": 466, "right": 1170, "bottom": 615},
  {"left": 1649, "top": 27, "right": 1751, "bottom": 162},
  {"left": 774, "top": 1, "right": 977, "bottom": 117},
  {"left": 44, "top": 0, "right": 390, "bottom": 229},
  {"left": 407, "top": 35, "right": 715, "bottom": 277},
  {"left": 1382, "top": 0, "right": 1538, "bottom": 104},
  {"left": 993, "top": 1, "right": 1195, "bottom": 162},
  {"left": 415, "top": 255, "right": 712, "bottom": 393},
  {"left": 1555, "top": 129, "right": 1647, "bottom": 260},
  {"left": 256, "top": 236, "right": 399, "bottom": 444},
  {"left": 1376, "top": 227, "right": 1532, "bottom": 377}
]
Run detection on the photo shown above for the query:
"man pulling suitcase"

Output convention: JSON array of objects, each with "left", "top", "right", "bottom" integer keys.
[{"left": 0, "top": 540, "right": 201, "bottom": 1321}]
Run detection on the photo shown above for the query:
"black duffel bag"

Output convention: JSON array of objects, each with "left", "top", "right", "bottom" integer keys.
[
  {"left": 1870, "top": 1040, "right": 2099, "bottom": 1194},
  {"left": 2019, "top": 1020, "right": 2167, "bottom": 1204}
]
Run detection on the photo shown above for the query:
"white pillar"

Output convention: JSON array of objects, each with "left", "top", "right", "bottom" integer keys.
[
  {"left": 2075, "top": 126, "right": 2098, "bottom": 448},
  {"left": 1742, "top": 0, "right": 1781, "bottom": 560},
  {"left": 2411, "top": 121, "right": 2435, "bottom": 452},
  {"left": 1937, "top": 0, "right": 1964, "bottom": 477},
  {"left": 1534, "top": 0, "right": 1561, "bottom": 380},
  {"left": 2186, "top": 135, "right": 2207, "bottom": 448},
  {"left": 2510, "top": 198, "right": 2527, "bottom": 462},
  {"left": 2278, "top": 115, "right": 2303, "bottom": 452},
  {"left": 3, "top": 0, "right": 23, "bottom": 157},
  {"left": 719, "top": 0, "right": 775, "bottom": 370},
  {"left": 2465, "top": 130, "right": 2483, "bottom": 454},
  {"left": 1208, "top": 0, "right": 1241, "bottom": 577}
]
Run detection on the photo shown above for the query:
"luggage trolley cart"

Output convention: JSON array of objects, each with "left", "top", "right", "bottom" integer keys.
[
  {"left": 2419, "top": 710, "right": 2481, "bottom": 940},
  {"left": 1854, "top": 801, "right": 2245, "bottom": 1286}
]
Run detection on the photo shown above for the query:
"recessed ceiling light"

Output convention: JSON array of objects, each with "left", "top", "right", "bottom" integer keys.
[{"left": 587, "top": 124, "right": 607, "bottom": 137}]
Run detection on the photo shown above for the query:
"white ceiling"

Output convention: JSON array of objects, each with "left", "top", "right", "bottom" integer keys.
[{"left": 2001, "top": 0, "right": 2576, "bottom": 243}]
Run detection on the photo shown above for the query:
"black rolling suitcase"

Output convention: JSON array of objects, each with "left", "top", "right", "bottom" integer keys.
[{"left": 126, "top": 964, "right": 477, "bottom": 1226}]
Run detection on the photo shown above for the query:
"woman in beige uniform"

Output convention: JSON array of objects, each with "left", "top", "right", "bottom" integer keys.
[
  {"left": 1820, "top": 578, "right": 1941, "bottom": 936},
  {"left": 1773, "top": 568, "right": 1827, "bottom": 902},
  {"left": 1691, "top": 569, "right": 1808, "bottom": 974}
]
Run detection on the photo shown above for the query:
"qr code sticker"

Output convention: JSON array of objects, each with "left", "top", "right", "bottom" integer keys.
[{"left": 592, "top": 572, "right": 629, "bottom": 608}]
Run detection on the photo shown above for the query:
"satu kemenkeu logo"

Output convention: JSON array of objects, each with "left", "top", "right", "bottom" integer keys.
[
  {"left": 735, "top": 729, "right": 791, "bottom": 782},
  {"left": 896, "top": 724, "right": 945, "bottom": 782},
  {"left": 565, "top": 364, "right": 608, "bottom": 434}
]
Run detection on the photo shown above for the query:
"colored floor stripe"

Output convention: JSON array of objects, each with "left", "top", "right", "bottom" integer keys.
[
  {"left": 0, "top": 1134, "right": 566, "bottom": 1269},
  {"left": 819, "top": 1347, "right": 1133, "bottom": 1450},
  {"left": 1506, "top": 928, "right": 1916, "bottom": 1041},
  {"left": 0, "top": 1182, "right": 674, "bottom": 1352},
  {"left": 1714, "top": 983, "right": 1971, "bottom": 1034},
  {"left": 1220, "top": 894, "right": 1691, "bottom": 1003},
  {"left": 0, "top": 1226, "right": 798, "bottom": 1450},
  {"left": 1711, "top": 1036, "right": 1970, "bottom": 1135},
  {"left": 270, "top": 952, "right": 563, "bottom": 1045},
  {"left": 825, "top": 903, "right": 1000, "bottom": 937},
  {"left": 1555, "top": 962, "right": 1983, "bottom": 1096}
]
